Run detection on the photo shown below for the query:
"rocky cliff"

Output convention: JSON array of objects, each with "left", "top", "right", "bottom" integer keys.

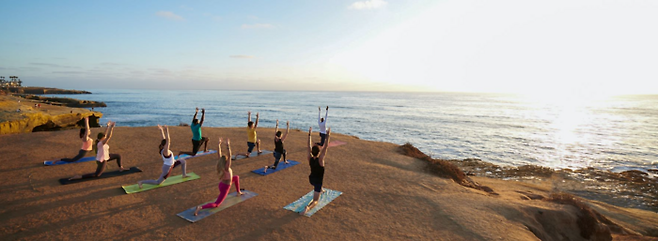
[{"left": 0, "top": 95, "right": 102, "bottom": 134}]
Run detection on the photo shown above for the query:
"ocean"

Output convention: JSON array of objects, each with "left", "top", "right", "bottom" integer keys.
[{"left": 48, "top": 89, "right": 658, "bottom": 173}]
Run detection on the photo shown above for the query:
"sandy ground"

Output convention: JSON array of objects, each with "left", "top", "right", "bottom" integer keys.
[{"left": 1, "top": 126, "right": 657, "bottom": 240}]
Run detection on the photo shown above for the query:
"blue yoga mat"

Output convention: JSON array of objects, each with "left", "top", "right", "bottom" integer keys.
[
  {"left": 175, "top": 150, "right": 217, "bottom": 159},
  {"left": 283, "top": 189, "right": 342, "bottom": 217},
  {"left": 177, "top": 190, "right": 258, "bottom": 223},
  {"left": 251, "top": 160, "right": 299, "bottom": 176},
  {"left": 231, "top": 150, "right": 273, "bottom": 160},
  {"left": 44, "top": 156, "right": 96, "bottom": 166}
]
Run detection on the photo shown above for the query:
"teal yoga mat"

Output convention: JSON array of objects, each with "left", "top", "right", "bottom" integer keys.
[
  {"left": 175, "top": 150, "right": 217, "bottom": 159},
  {"left": 231, "top": 150, "right": 273, "bottom": 160},
  {"left": 283, "top": 189, "right": 342, "bottom": 217},
  {"left": 177, "top": 190, "right": 258, "bottom": 223}
]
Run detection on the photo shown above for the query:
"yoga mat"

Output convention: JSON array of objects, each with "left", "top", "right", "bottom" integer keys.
[
  {"left": 328, "top": 141, "right": 347, "bottom": 148},
  {"left": 58, "top": 167, "right": 143, "bottom": 185},
  {"left": 283, "top": 189, "right": 342, "bottom": 217},
  {"left": 175, "top": 150, "right": 217, "bottom": 159},
  {"left": 251, "top": 160, "right": 299, "bottom": 176},
  {"left": 122, "top": 172, "right": 200, "bottom": 194},
  {"left": 177, "top": 190, "right": 258, "bottom": 223},
  {"left": 232, "top": 150, "right": 273, "bottom": 160},
  {"left": 45, "top": 156, "right": 96, "bottom": 166}
]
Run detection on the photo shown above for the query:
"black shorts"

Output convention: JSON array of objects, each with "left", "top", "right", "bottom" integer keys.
[
  {"left": 191, "top": 137, "right": 208, "bottom": 154},
  {"left": 309, "top": 177, "right": 323, "bottom": 192}
]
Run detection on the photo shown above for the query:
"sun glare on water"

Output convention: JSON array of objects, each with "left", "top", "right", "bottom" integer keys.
[{"left": 521, "top": 90, "right": 618, "bottom": 169}]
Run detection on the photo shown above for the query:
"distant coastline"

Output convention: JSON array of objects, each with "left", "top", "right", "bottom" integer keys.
[{"left": 2, "top": 86, "right": 92, "bottom": 95}]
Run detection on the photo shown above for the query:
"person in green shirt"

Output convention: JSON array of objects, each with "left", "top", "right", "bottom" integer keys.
[{"left": 178, "top": 107, "right": 209, "bottom": 157}]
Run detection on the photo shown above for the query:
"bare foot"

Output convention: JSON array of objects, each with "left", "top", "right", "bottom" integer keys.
[
  {"left": 237, "top": 191, "right": 243, "bottom": 196},
  {"left": 182, "top": 174, "right": 190, "bottom": 178},
  {"left": 263, "top": 166, "right": 268, "bottom": 173},
  {"left": 284, "top": 161, "right": 289, "bottom": 164},
  {"left": 138, "top": 181, "right": 143, "bottom": 189},
  {"left": 301, "top": 201, "right": 317, "bottom": 215},
  {"left": 258, "top": 150, "right": 263, "bottom": 154},
  {"left": 119, "top": 167, "right": 126, "bottom": 172},
  {"left": 193, "top": 206, "right": 201, "bottom": 216},
  {"left": 68, "top": 175, "right": 82, "bottom": 180}
]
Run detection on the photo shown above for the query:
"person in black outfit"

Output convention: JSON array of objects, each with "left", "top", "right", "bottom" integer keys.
[
  {"left": 301, "top": 126, "right": 331, "bottom": 215},
  {"left": 264, "top": 120, "right": 290, "bottom": 173}
]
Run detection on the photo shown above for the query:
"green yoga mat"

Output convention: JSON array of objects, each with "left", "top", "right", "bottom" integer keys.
[
  {"left": 122, "top": 172, "right": 200, "bottom": 194},
  {"left": 177, "top": 190, "right": 258, "bottom": 223}
]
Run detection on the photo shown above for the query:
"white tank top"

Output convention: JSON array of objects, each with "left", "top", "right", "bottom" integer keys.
[
  {"left": 162, "top": 150, "right": 175, "bottom": 166},
  {"left": 96, "top": 141, "right": 110, "bottom": 162}
]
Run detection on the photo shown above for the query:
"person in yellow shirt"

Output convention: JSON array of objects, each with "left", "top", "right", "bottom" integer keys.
[{"left": 235, "top": 111, "right": 262, "bottom": 159}]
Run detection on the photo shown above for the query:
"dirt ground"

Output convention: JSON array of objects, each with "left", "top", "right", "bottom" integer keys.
[{"left": 1, "top": 126, "right": 657, "bottom": 240}]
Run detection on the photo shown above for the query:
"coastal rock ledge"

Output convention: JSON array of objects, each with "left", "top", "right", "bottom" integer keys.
[
  {"left": 0, "top": 95, "right": 102, "bottom": 134},
  {"left": 0, "top": 111, "right": 102, "bottom": 134},
  {"left": 0, "top": 112, "right": 103, "bottom": 134}
]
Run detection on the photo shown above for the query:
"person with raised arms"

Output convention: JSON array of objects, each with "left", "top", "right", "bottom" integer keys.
[
  {"left": 68, "top": 121, "right": 124, "bottom": 180},
  {"left": 263, "top": 120, "right": 290, "bottom": 173},
  {"left": 52, "top": 116, "right": 93, "bottom": 164},
  {"left": 194, "top": 138, "right": 243, "bottom": 216},
  {"left": 301, "top": 126, "right": 331, "bottom": 215},
  {"left": 138, "top": 125, "right": 189, "bottom": 188},
  {"left": 178, "top": 107, "right": 209, "bottom": 158},
  {"left": 317, "top": 106, "right": 329, "bottom": 146},
  {"left": 234, "top": 111, "right": 262, "bottom": 159}
]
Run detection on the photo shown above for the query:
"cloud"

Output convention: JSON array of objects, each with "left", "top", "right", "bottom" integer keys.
[
  {"left": 241, "top": 23, "right": 274, "bottom": 29},
  {"left": 348, "top": 0, "right": 388, "bottom": 10},
  {"left": 156, "top": 11, "right": 185, "bottom": 21},
  {"left": 30, "top": 62, "right": 72, "bottom": 68},
  {"left": 230, "top": 55, "right": 255, "bottom": 59},
  {"left": 52, "top": 71, "right": 85, "bottom": 75}
]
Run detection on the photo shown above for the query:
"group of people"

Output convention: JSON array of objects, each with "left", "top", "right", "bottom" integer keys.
[{"left": 56, "top": 106, "right": 333, "bottom": 215}]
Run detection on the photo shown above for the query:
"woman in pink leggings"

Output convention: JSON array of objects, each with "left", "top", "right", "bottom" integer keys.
[{"left": 194, "top": 138, "right": 243, "bottom": 216}]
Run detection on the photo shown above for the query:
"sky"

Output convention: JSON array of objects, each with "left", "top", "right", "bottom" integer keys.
[{"left": 1, "top": 0, "right": 658, "bottom": 95}]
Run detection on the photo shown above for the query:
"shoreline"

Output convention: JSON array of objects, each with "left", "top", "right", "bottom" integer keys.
[{"left": 0, "top": 126, "right": 656, "bottom": 240}]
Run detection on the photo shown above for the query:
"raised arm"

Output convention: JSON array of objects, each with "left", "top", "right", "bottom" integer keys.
[
  {"left": 274, "top": 119, "right": 279, "bottom": 136},
  {"left": 193, "top": 107, "right": 199, "bottom": 122},
  {"left": 324, "top": 106, "right": 329, "bottom": 122},
  {"left": 157, "top": 124, "right": 166, "bottom": 139},
  {"left": 248, "top": 111, "right": 252, "bottom": 122},
  {"left": 281, "top": 121, "right": 290, "bottom": 141},
  {"left": 217, "top": 138, "right": 223, "bottom": 159},
  {"left": 163, "top": 125, "right": 171, "bottom": 153},
  {"left": 318, "top": 128, "right": 331, "bottom": 166},
  {"left": 103, "top": 121, "right": 115, "bottom": 145},
  {"left": 318, "top": 107, "right": 321, "bottom": 123},
  {"left": 83, "top": 117, "right": 90, "bottom": 138},
  {"left": 200, "top": 108, "right": 205, "bottom": 125},
  {"left": 307, "top": 127, "right": 312, "bottom": 160},
  {"left": 225, "top": 139, "right": 232, "bottom": 170},
  {"left": 254, "top": 112, "right": 259, "bottom": 128}
]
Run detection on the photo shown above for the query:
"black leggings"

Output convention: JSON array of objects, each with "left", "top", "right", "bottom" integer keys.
[
  {"left": 61, "top": 149, "right": 91, "bottom": 163},
  {"left": 81, "top": 154, "right": 122, "bottom": 178}
]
